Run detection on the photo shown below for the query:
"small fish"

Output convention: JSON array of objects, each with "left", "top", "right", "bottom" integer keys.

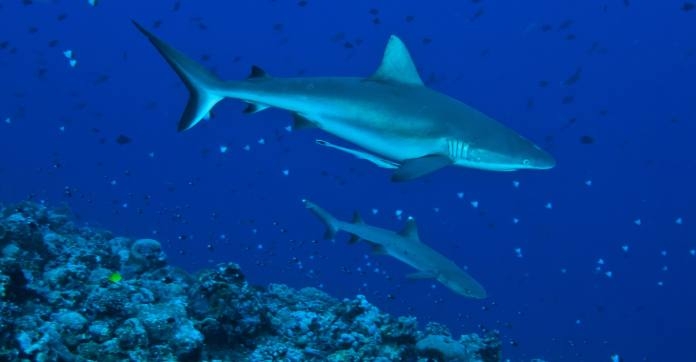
[
  {"left": 563, "top": 67, "right": 582, "bottom": 86},
  {"left": 108, "top": 272, "right": 122, "bottom": 283}
]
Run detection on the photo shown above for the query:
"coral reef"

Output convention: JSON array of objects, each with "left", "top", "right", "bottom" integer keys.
[{"left": 0, "top": 201, "right": 501, "bottom": 361}]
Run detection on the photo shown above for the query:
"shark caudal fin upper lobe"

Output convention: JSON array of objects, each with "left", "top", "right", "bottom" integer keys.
[
  {"left": 132, "top": 20, "right": 224, "bottom": 132},
  {"left": 303, "top": 199, "right": 340, "bottom": 240}
]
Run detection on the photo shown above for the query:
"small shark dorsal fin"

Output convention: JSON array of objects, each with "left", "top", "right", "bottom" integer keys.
[
  {"left": 352, "top": 211, "right": 364, "bottom": 224},
  {"left": 398, "top": 217, "right": 420, "bottom": 241},
  {"left": 248, "top": 65, "right": 270, "bottom": 79},
  {"left": 370, "top": 35, "right": 424, "bottom": 86}
]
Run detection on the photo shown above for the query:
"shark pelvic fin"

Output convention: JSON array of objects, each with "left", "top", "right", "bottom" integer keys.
[
  {"left": 391, "top": 154, "right": 453, "bottom": 182},
  {"left": 243, "top": 103, "right": 270, "bottom": 114},
  {"left": 398, "top": 217, "right": 421, "bottom": 241},
  {"left": 132, "top": 20, "right": 224, "bottom": 132},
  {"left": 247, "top": 65, "right": 270, "bottom": 79},
  {"left": 292, "top": 114, "right": 317, "bottom": 130},
  {"left": 348, "top": 234, "right": 361, "bottom": 244},
  {"left": 371, "top": 244, "right": 388, "bottom": 255},
  {"left": 370, "top": 35, "right": 424, "bottom": 86}
]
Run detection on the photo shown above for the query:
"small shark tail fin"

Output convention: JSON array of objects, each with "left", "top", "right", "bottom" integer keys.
[
  {"left": 132, "top": 20, "right": 224, "bottom": 132},
  {"left": 303, "top": 199, "right": 339, "bottom": 240}
]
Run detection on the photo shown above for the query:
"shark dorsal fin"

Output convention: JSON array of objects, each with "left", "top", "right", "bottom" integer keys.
[
  {"left": 398, "top": 217, "right": 420, "bottom": 241},
  {"left": 370, "top": 35, "right": 424, "bottom": 86},
  {"left": 352, "top": 211, "right": 364, "bottom": 224}
]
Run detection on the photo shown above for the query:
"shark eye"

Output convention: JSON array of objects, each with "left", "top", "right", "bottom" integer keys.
[{"left": 522, "top": 159, "right": 530, "bottom": 166}]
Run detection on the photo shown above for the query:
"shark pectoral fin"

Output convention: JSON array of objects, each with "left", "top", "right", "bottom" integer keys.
[
  {"left": 407, "top": 271, "right": 436, "bottom": 280},
  {"left": 391, "top": 154, "right": 453, "bottom": 182},
  {"left": 292, "top": 114, "right": 317, "bottom": 130}
]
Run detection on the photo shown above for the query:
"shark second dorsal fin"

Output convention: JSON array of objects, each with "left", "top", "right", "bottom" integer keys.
[
  {"left": 352, "top": 211, "right": 364, "bottom": 224},
  {"left": 370, "top": 35, "right": 424, "bottom": 86},
  {"left": 398, "top": 217, "right": 420, "bottom": 241},
  {"left": 248, "top": 65, "right": 270, "bottom": 79}
]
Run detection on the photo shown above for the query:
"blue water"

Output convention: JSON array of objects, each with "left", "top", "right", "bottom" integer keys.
[{"left": 2, "top": 0, "right": 694, "bottom": 360}]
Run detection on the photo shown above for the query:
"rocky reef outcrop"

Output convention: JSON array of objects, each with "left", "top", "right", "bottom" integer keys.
[{"left": 0, "top": 201, "right": 501, "bottom": 361}]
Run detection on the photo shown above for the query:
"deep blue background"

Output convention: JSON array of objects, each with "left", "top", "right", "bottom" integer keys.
[{"left": 1, "top": 0, "right": 695, "bottom": 360}]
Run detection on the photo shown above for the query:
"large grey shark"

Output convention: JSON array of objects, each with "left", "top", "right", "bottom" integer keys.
[
  {"left": 303, "top": 199, "right": 486, "bottom": 298},
  {"left": 133, "top": 21, "right": 555, "bottom": 181}
]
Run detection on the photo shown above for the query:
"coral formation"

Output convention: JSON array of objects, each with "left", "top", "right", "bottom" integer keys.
[{"left": 0, "top": 201, "right": 502, "bottom": 361}]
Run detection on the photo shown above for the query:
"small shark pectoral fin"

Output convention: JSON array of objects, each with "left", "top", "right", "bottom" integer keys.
[
  {"left": 132, "top": 20, "right": 224, "bottom": 132},
  {"left": 391, "top": 154, "right": 453, "bottom": 182},
  {"left": 370, "top": 35, "right": 424, "bottom": 86},
  {"left": 243, "top": 103, "right": 270, "bottom": 114},
  {"left": 292, "top": 114, "right": 318, "bottom": 130},
  {"left": 407, "top": 271, "right": 436, "bottom": 280}
]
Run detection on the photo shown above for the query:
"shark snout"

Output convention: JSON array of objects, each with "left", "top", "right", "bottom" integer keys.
[{"left": 530, "top": 146, "right": 556, "bottom": 169}]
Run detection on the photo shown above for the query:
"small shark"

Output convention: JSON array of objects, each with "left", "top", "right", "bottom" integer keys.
[
  {"left": 133, "top": 21, "right": 555, "bottom": 181},
  {"left": 303, "top": 199, "right": 487, "bottom": 299}
]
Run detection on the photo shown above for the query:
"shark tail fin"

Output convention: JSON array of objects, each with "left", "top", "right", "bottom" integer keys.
[
  {"left": 132, "top": 20, "right": 224, "bottom": 132},
  {"left": 303, "top": 199, "right": 339, "bottom": 240}
]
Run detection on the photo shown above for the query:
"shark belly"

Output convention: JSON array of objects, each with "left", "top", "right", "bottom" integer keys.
[{"left": 306, "top": 113, "right": 442, "bottom": 162}]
